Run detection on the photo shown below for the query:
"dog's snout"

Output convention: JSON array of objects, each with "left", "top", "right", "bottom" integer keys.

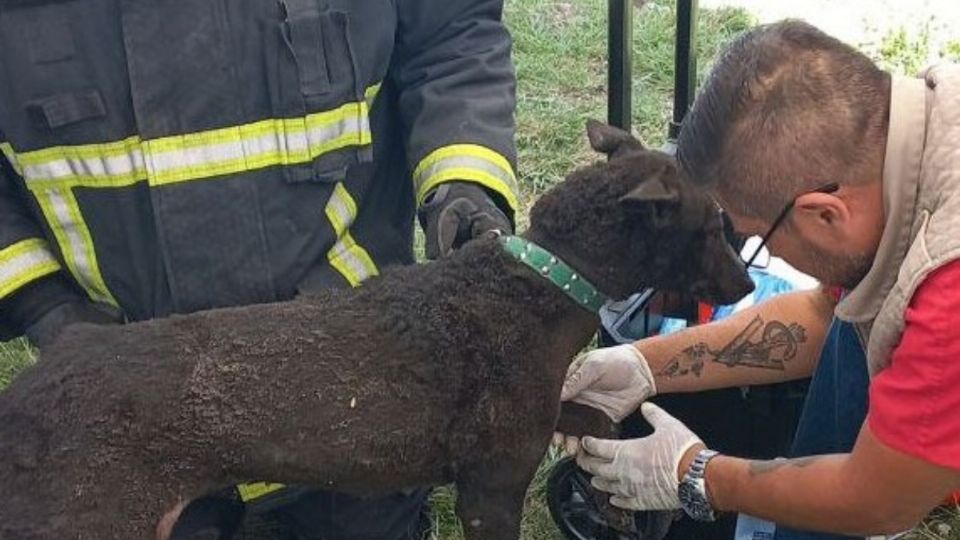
[{"left": 694, "top": 240, "right": 755, "bottom": 305}]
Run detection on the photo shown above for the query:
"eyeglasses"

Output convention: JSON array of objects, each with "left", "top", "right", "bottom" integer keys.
[{"left": 739, "top": 182, "right": 840, "bottom": 268}]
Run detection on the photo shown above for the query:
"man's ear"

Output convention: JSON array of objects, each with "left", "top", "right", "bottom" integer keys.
[
  {"left": 793, "top": 191, "right": 850, "bottom": 229},
  {"left": 586, "top": 119, "right": 645, "bottom": 160}
]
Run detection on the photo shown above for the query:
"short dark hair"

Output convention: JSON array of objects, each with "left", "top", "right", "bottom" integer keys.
[{"left": 677, "top": 20, "right": 891, "bottom": 221}]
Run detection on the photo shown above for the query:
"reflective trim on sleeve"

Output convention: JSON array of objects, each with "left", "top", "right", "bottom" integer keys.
[
  {"left": 324, "top": 182, "right": 378, "bottom": 287},
  {"left": 0, "top": 238, "right": 61, "bottom": 300},
  {"left": 412, "top": 144, "right": 519, "bottom": 211}
]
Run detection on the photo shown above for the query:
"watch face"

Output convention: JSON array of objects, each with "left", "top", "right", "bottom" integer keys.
[{"left": 679, "top": 478, "right": 715, "bottom": 522}]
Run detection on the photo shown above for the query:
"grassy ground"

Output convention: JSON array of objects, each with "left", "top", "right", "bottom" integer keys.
[
  {"left": 1, "top": 0, "right": 958, "bottom": 538},
  {"left": 0, "top": 338, "right": 32, "bottom": 389}
]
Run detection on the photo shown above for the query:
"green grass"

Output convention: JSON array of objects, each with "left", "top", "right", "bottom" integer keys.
[
  {"left": 429, "top": 448, "right": 569, "bottom": 540},
  {"left": 508, "top": 0, "right": 753, "bottom": 221},
  {"left": 872, "top": 24, "right": 933, "bottom": 75},
  {"left": 0, "top": 338, "right": 33, "bottom": 388},
  {"left": 943, "top": 40, "right": 960, "bottom": 62},
  {"left": 902, "top": 504, "right": 960, "bottom": 540},
  {"left": 2, "top": 2, "right": 957, "bottom": 538}
]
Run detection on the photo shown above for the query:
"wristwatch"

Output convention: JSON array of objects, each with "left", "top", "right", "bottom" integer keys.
[{"left": 678, "top": 448, "right": 720, "bottom": 521}]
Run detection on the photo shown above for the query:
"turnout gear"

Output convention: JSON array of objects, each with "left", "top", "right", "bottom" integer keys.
[
  {"left": 418, "top": 181, "right": 513, "bottom": 259},
  {"left": 0, "top": 0, "right": 518, "bottom": 334},
  {"left": 0, "top": 0, "right": 518, "bottom": 537}
]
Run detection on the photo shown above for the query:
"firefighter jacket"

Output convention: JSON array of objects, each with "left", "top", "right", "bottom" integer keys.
[{"left": 0, "top": 0, "right": 519, "bottom": 338}]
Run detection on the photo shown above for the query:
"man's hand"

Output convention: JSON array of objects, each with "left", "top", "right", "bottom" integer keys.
[
  {"left": 25, "top": 300, "right": 123, "bottom": 349},
  {"left": 577, "top": 403, "right": 704, "bottom": 511},
  {"left": 561, "top": 344, "right": 657, "bottom": 421},
  {"left": 553, "top": 343, "right": 657, "bottom": 454},
  {"left": 417, "top": 182, "right": 512, "bottom": 259},
  {"left": 560, "top": 343, "right": 657, "bottom": 422}
]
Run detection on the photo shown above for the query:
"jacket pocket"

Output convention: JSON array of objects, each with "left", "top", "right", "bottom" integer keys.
[
  {"left": 26, "top": 90, "right": 106, "bottom": 130},
  {"left": 0, "top": 3, "right": 110, "bottom": 139},
  {"left": 265, "top": 0, "right": 372, "bottom": 184}
]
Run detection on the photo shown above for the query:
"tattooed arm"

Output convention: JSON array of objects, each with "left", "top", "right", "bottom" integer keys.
[
  {"left": 638, "top": 288, "right": 836, "bottom": 394},
  {"left": 691, "top": 423, "right": 960, "bottom": 535}
]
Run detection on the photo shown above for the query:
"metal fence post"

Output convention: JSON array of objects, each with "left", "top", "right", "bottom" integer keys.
[
  {"left": 670, "top": 0, "right": 699, "bottom": 140},
  {"left": 607, "top": 0, "right": 633, "bottom": 131}
]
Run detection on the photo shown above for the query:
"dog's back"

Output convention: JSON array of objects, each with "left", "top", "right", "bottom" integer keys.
[{"left": 0, "top": 237, "right": 581, "bottom": 538}]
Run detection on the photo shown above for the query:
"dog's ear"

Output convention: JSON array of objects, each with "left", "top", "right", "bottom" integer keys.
[
  {"left": 619, "top": 169, "right": 681, "bottom": 207},
  {"left": 619, "top": 168, "right": 682, "bottom": 229},
  {"left": 620, "top": 177, "right": 680, "bottom": 204},
  {"left": 586, "top": 119, "right": 645, "bottom": 160}
]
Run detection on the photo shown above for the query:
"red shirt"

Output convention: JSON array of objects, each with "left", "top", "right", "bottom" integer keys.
[{"left": 868, "top": 261, "right": 960, "bottom": 471}]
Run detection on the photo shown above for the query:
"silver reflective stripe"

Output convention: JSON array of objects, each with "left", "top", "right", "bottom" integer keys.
[
  {"left": 8, "top": 85, "right": 380, "bottom": 188},
  {"left": 326, "top": 188, "right": 353, "bottom": 233},
  {"left": 39, "top": 188, "right": 113, "bottom": 304},
  {"left": 324, "top": 183, "right": 378, "bottom": 287},
  {"left": 47, "top": 189, "right": 91, "bottom": 279},
  {"left": 415, "top": 154, "right": 516, "bottom": 192},
  {"left": 412, "top": 144, "right": 519, "bottom": 211},
  {"left": 143, "top": 114, "right": 369, "bottom": 186},
  {"left": 0, "top": 239, "right": 60, "bottom": 299},
  {"left": 23, "top": 147, "right": 146, "bottom": 188},
  {"left": 1, "top": 86, "right": 382, "bottom": 304},
  {"left": 330, "top": 237, "right": 376, "bottom": 284}
]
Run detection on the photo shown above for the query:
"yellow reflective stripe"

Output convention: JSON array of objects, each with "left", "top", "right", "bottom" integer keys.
[
  {"left": 15, "top": 136, "right": 146, "bottom": 189},
  {"left": 324, "top": 183, "right": 378, "bottom": 287},
  {"left": 0, "top": 142, "right": 22, "bottom": 176},
  {"left": 33, "top": 188, "right": 116, "bottom": 306},
  {"left": 236, "top": 482, "right": 286, "bottom": 502},
  {"left": 8, "top": 84, "right": 380, "bottom": 189},
  {"left": 3, "top": 84, "right": 382, "bottom": 304},
  {"left": 144, "top": 102, "right": 371, "bottom": 186},
  {"left": 328, "top": 232, "right": 379, "bottom": 287},
  {"left": 413, "top": 144, "right": 519, "bottom": 211},
  {"left": 0, "top": 238, "right": 61, "bottom": 300},
  {"left": 365, "top": 83, "right": 381, "bottom": 103},
  {"left": 326, "top": 183, "right": 359, "bottom": 234}
]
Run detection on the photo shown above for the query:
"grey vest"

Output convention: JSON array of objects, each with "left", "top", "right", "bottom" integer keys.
[{"left": 836, "top": 63, "right": 960, "bottom": 376}]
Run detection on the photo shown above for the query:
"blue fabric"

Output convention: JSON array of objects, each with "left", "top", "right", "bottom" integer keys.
[
  {"left": 773, "top": 319, "right": 870, "bottom": 540},
  {"left": 659, "top": 268, "right": 796, "bottom": 334}
]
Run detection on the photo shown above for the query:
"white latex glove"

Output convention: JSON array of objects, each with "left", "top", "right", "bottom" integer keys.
[
  {"left": 553, "top": 344, "right": 657, "bottom": 455},
  {"left": 576, "top": 402, "right": 704, "bottom": 511}
]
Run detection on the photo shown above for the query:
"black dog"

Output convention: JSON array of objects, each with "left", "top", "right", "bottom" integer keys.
[{"left": 0, "top": 122, "right": 753, "bottom": 540}]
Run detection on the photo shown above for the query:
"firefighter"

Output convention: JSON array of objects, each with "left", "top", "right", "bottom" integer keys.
[{"left": 0, "top": 0, "right": 518, "bottom": 537}]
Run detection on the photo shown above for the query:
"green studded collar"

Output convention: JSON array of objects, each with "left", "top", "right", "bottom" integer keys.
[{"left": 498, "top": 234, "right": 608, "bottom": 313}]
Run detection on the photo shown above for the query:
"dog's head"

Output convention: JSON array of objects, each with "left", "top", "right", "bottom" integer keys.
[{"left": 528, "top": 121, "right": 754, "bottom": 305}]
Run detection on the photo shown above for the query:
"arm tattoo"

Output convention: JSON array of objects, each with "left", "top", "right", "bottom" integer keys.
[
  {"left": 657, "top": 315, "right": 807, "bottom": 379},
  {"left": 749, "top": 456, "right": 821, "bottom": 477}
]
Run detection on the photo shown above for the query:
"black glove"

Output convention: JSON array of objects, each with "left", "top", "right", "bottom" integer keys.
[
  {"left": 24, "top": 300, "right": 123, "bottom": 349},
  {"left": 417, "top": 182, "right": 513, "bottom": 260}
]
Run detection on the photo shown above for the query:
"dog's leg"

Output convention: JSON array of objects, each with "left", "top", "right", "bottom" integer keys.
[{"left": 454, "top": 463, "right": 536, "bottom": 540}]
